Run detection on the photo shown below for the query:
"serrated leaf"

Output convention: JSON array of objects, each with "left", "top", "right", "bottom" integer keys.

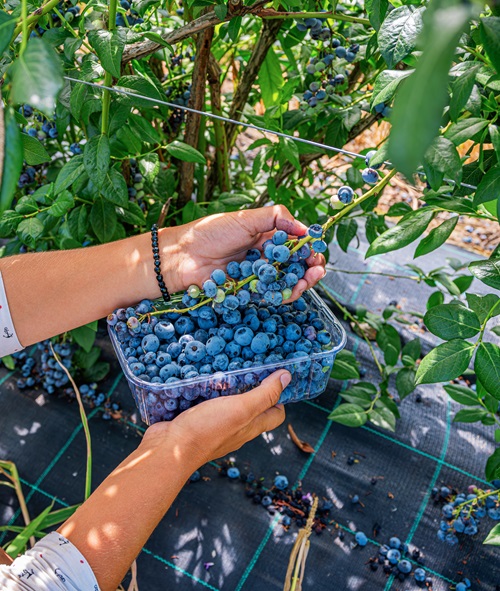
[
  {"left": 415, "top": 216, "right": 458, "bottom": 258},
  {"left": 480, "top": 16, "right": 500, "bottom": 74},
  {"left": 443, "top": 383, "right": 479, "bottom": 406},
  {"left": 371, "top": 69, "right": 413, "bottom": 108},
  {"left": 48, "top": 190, "right": 74, "bottom": 217},
  {"left": 396, "top": 367, "right": 416, "bottom": 399},
  {"left": 449, "top": 64, "right": 479, "bottom": 121},
  {"left": 475, "top": 342, "right": 500, "bottom": 399},
  {"left": 337, "top": 218, "right": 358, "bottom": 253},
  {"left": 9, "top": 38, "right": 63, "bottom": 117},
  {"left": 54, "top": 155, "right": 85, "bottom": 194},
  {"left": 0, "top": 108, "right": 23, "bottom": 214},
  {"left": 21, "top": 134, "right": 50, "bottom": 166},
  {"left": 166, "top": 140, "right": 206, "bottom": 164},
  {"left": 473, "top": 164, "right": 500, "bottom": 205},
  {"left": 366, "top": 208, "right": 434, "bottom": 257},
  {"left": 424, "top": 303, "right": 480, "bottom": 340},
  {"left": 415, "top": 339, "right": 474, "bottom": 385},
  {"left": 84, "top": 134, "right": 110, "bottom": 189},
  {"left": 469, "top": 259, "right": 500, "bottom": 291},
  {"left": 88, "top": 29, "right": 125, "bottom": 78},
  {"left": 423, "top": 137, "right": 462, "bottom": 190},
  {"left": 453, "top": 408, "right": 489, "bottom": 423},
  {"left": 90, "top": 198, "right": 117, "bottom": 243},
  {"left": 328, "top": 403, "right": 367, "bottom": 427},
  {"left": 378, "top": 6, "right": 424, "bottom": 68}
]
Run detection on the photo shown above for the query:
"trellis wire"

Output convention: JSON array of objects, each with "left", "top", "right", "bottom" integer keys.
[{"left": 63, "top": 76, "right": 478, "bottom": 191}]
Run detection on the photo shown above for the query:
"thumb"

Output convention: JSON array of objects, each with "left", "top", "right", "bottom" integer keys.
[
  {"left": 240, "top": 205, "right": 308, "bottom": 238},
  {"left": 244, "top": 370, "right": 292, "bottom": 417}
]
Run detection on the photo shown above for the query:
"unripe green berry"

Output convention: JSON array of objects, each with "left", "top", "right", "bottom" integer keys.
[
  {"left": 249, "top": 280, "right": 259, "bottom": 293},
  {"left": 315, "top": 61, "right": 326, "bottom": 72},
  {"left": 282, "top": 288, "right": 292, "bottom": 301},
  {"left": 187, "top": 284, "right": 200, "bottom": 298},
  {"left": 214, "top": 289, "right": 226, "bottom": 303}
]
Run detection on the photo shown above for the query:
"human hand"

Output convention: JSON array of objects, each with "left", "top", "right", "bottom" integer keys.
[
  {"left": 142, "top": 370, "right": 290, "bottom": 466},
  {"left": 162, "top": 205, "right": 326, "bottom": 301}
]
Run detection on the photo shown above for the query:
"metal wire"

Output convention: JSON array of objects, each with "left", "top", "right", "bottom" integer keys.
[{"left": 63, "top": 75, "right": 478, "bottom": 191}]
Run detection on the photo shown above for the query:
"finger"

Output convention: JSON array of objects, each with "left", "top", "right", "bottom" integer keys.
[
  {"left": 242, "top": 370, "right": 291, "bottom": 417},
  {"left": 306, "top": 252, "right": 326, "bottom": 268},
  {"left": 238, "top": 205, "right": 308, "bottom": 238},
  {"left": 248, "top": 404, "right": 286, "bottom": 438},
  {"left": 303, "top": 264, "right": 326, "bottom": 289}
]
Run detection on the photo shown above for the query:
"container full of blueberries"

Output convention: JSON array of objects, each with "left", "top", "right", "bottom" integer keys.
[{"left": 108, "top": 289, "right": 346, "bottom": 425}]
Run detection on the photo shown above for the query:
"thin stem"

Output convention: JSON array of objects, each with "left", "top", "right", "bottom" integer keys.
[
  {"left": 319, "top": 280, "right": 384, "bottom": 377},
  {"left": 20, "top": 0, "right": 28, "bottom": 54},
  {"left": 13, "top": 0, "right": 60, "bottom": 39},
  {"left": 0, "top": 461, "right": 34, "bottom": 547},
  {"left": 50, "top": 343, "right": 93, "bottom": 500},
  {"left": 101, "top": 0, "right": 118, "bottom": 135}
]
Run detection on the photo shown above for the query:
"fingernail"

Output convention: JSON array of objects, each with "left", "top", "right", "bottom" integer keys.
[{"left": 280, "top": 372, "right": 291, "bottom": 388}]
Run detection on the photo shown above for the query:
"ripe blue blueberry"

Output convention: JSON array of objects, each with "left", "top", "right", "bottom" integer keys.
[
  {"left": 274, "top": 475, "right": 288, "bottom": 490},
  {"left": 414, "top": 567, "right": 426, "bottom": 582},
  {"left": 311, "top": 240, "right": 327, "bottom": 253},
  {"left": 338, "top": 185, "right": 354, "bottom": 204},
  {"left": 211, "top": 268, "right": 226, "bottom": 285},
  {"left": 355, "top": 531, "right": 368, "bottom": 546},
  {"left": 203, "top": 279, "right": 217, "bottom": 297},
  {"left": 397, "top": 560, "right": 412, "bottom": 574},
  {"left": 308, "top": 224, "right": 323, "bottom": 239},
  {"left": 386, "top": 549, "right": 401, "bottom": 565},
  {"left": 362, "top": 168, "right": 379, "bottom": 184},
  {"left": 272, "top": 230, "right": 288, "bottom": 245},
  {"left": 227, "top": 467, "right": 240, "bottom": 479}
]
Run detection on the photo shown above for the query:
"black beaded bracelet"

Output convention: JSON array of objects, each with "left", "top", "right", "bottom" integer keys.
[{"left": 150, "top": 224, "right": 170, "bottom": 302}]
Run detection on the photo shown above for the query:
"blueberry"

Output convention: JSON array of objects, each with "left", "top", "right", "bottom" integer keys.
[
  {"left": 203, "top": 279, "right": 217, "bottom": 297},
  {"left": 272, "top": 230, "right": 288, "bottom": 245},
  {"left": 211, "top": 268, "right": 226, "bottom": 285},
  {"left": 335, "top": 46, "right": 347, "bottom": 58},
  {"left": 414, "top": 567, "right": 426, "bottom": 582},
  {"left": 311, "top": 240, "right": 327, "bottom": 253},
  {"left": 251, "top": 333, "right": 270, "bottom": 354},
  {"left": 456, "top": 584, "right": 467, "bottom": 591},
  {"left": 184, "top": 340, "right": 206, "bottom": 362},
  {"left": 274, "top": 475, "right": 288, "bottom": 490},
  {"left": 389, "top": 536, "right": 401, "bottom": 549},
  {"left": 397, "top": 559, "right": 411, "bottom": 574},
  {"left": 337, "top": 185, "right": 354, "bottom": 204},
  {"left": 386, "top": 549, "right": 401, "bottom": 564},
  {"left": 361, "top": 168, "right": 379, "bottom": 184},
  {"left": 272, "top": 245, "right": 290, "bottom": 263},
  {"left": 355, "top": 531, "right": 367, "bottom": 546},
  {"left": 227, "top": 467, "right": 240, "bottom": 479},
  {"left": 190, "top": 470, "right": 201, "bottom": 482},
  {"left": 261, "top": 495, "right": 273, "bottom": 507},
  {"left": 308, "top": 224, "right": 323, "bottom": 239}
]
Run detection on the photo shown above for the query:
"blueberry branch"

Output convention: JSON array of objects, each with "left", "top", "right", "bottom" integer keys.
[
  {"left": 453, "top": 488, "right": 500, "bottom": 520},
  {"left": 257, "top": 9, "right": 371, "bottom": 26},
  {"left": 12, "top": 0, "right": 60, "bottom": 40},
  {"left": 19, "top": 0, "right": 28, "bottom": 55}
]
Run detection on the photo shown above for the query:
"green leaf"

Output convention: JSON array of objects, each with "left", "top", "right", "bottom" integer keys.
[
  {"left": 340, "top": 382, "right": 376, "bottom": 408},
  {"left": 279, "top": 137, "right": 300, "bottom": 172},
  {"left": 433, "top": 272, "right": 461, "bottom": 296},
  {"left": 5, "top": 503, "right": 54, "bottom": 558},
  {"left": 453, "top": 274, "right": 474, "bottom": 294},
  {"left": 116, "top": 201, "right": 146, "bottom": 226},
  {"left": 378, "top": 6, "right": 424, "bottom": 68},
  {"left": 100, "top": 168, "right": 128, "bottom": 207},
  {"left": 444, "top": 383, "right": 479, "bottom": 406},
  {"left": 371, "top": 69, "right": 413, "bottom": 107},
  {"left": 423, "top": 137, "right": 462, "bottom": 190},
  {"left": 54, "top": 155, "right": 85, "bottom": 194},
  {"left": 415, "top": 339, "right": 474, "bottom": 385},
  {"left": 258, "top": 47, "right": 284, "bottom": 108},
  {"left": 444, "top": 117, "right": 489, "bottom": 146},
  {"left": 453, "top": 408, "right": 489, "bottom": 423},
  {"left": 128, "top": 113, "right": 161, "bottom": 145},
  {"left": 74, "top": 346, "right": 101, "bottom": 370},
  {"left": 1, "top": 355, "right": 15, "bottom": 370},
  {"left": 369, "top": 403, "right": 397, "bottom": 431},
  {"left": 48, "top": 190, "right": 74, "bottom": 217},
  {"left": 68, "top": 206, "right": 88, "bottom": 242},
  {"left": 376, "top": 324, "right": 401, "bottom": 366},
  {"left": 469, "top": 259, "right": 500, "bottom": 291},
  {"left": 396, "top": 367, "right": 416, "bottom": 399},
  {"left": 70, "top": 322, "right": 97, "bottom": 353},
  {"left": 484, "top": 524, "right": 500, "bottom": 546},
  {"left": 366, "top": 0, "right": 388, "bottom": 31},
  {"left": 64, "top": 36, "right": 83, "bottom": 61},
  {"left": 414, "top": 216, "right": 458, "bottom": 258},
  {"left": 449, "top": 64, "right": 479, "bottom": 122},
  {"left": 490, "top": 125, "right": 500, "bottom": 165},
  {"left": 492, "top": 326, "right": 500, "bottom": 337},
  {"left": 330, "top": 349, "right": 360, "bottom": 380},
  {"left": 402, "top": 338, "right": 421, "bottom": 361},
  {"left": 116, "top": 75, "right": 164, "bottom": 108},
  {"left": 88, "top": 29, "right": 125, "bottom": 78},
  {"left": 21, "top": 134, "right": 50, "bottom": 166},
  {"left": 90, "top": 198, "right": 117, "bottom": 243},
  {"left": 17, "top": 218, "right": 44, "bottom": 246},
  {"left": 475, "top": 343, "right": 500, "bottom": 400},
  {"left": 84, "top": 360, "right": 110, "bottom": 382},
  {"left": 366, "top": 208, "right": 434, "bottom": 257},
  {"left": 214, "top": 3, "right": 227, "bottom": 20},
  {"left": 39, "top": 504, "right": 79, "bottom": 530},
  {"left": 142, "top": 31, "right": 172, "bottom": 49},
  {"left": 166, "top": 140, "right": 206, "bottom": 164},
  {"left": 139, "top": 153, "right": 160, "bottom": 183},
  {"left": 227, "top": 16, "right": 241, "bottom": 42},
  {"left": 0, "top": 107, "right": 23, "bottom": 214},
  {"left": 485, "top": 448, "right": 500, "bottom": 482},
  {"left": 388, "top": 3, "right": 472, "bottom": 178},
  {"left": 480, "top": 17, "right": 500, "bottom": 74},
  {"left": 336, "top": 218, "right": 358, "bottom": 253},
  {"left": 0, "top": 10, "right": 16, "bottom": 56},
  {"left": 424, "top": 304, "right": 480, "bottom": 340},
  {"left": 9, "top": 38, "right": 63, "bottom": 117},
  {"left": 328, "top": 403, "right": 367, "bottom": 427},
  {"left": 473, "top": 164, "right": 500, "bottom": 205},
  {"left": 84, "top": 134, "right": 110, "bottom": 189},
  {"left": 387, "top": 202, "right": 412, "bottom": 217}
]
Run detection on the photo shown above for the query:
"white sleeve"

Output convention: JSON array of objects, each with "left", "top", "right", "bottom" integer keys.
[
  {"left": 0, "top": 270, "right": 24, "bottom": 357},
  {"left": 0, "top": 532, "right": 100, "bottom": 591}
]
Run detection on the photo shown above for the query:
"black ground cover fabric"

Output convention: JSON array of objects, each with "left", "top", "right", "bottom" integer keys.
[{"left": 1, "top": 235, "right": 499, "bottom": 591}]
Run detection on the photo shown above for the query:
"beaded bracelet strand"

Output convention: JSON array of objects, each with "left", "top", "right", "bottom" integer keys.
[{"left": 151, "top": 224, "right": 171, "bottom": 302}]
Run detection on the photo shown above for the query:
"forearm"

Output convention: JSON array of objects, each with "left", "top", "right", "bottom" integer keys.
[
  {"left": 0, "top": 228, "right": 183, "bottom": 347},
  {"left": 57, "top": 429, "right": 198, "bottom": 591}
]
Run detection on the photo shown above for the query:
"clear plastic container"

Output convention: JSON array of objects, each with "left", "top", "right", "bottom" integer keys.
[{"left": 108, "top": 289, "right": 346, "bottom": 425}]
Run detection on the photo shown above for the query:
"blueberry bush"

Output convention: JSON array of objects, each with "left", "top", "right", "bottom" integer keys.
[{"left": 1, "top": 0, "right": 500, "bottom": 548}]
